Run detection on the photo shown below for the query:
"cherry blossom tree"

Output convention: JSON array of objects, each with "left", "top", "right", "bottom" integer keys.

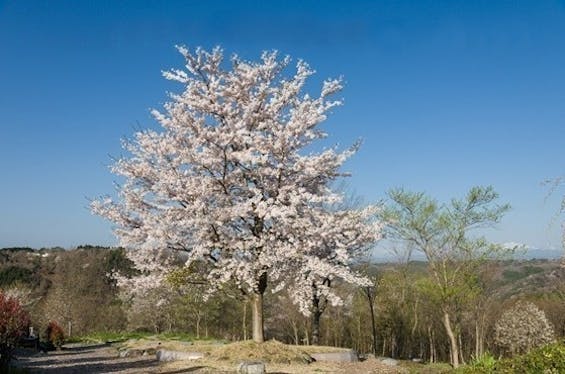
[
  {"left": 92, "top": 46, "right": 380, "bottom": 343},
  {"left": 283, "top": 205, "right": 379, "bottom": 345}
]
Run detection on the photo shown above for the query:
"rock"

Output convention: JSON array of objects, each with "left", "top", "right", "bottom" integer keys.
[
  {"left": 310, "top": 350, "right": 358, "bottom": 362},
  {"left": 156, "top": 349, "right": 204, "bottom": 362},
  {"left": 358, "top": 353, "right": 375, "bottom": 361},
  {"left": 380, "top": 357, "right": 398, "bottom": 366},
  {"left": 237, "top": 361, "right": 265, "bottom": 374},
  {"left": 119, "top": 349, "right": 145, "bottom": 358}
]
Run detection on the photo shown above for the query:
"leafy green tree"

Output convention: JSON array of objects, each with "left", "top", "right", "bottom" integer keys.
[{"left": 380, "top": 186, "right": 510, "bottom": 368}]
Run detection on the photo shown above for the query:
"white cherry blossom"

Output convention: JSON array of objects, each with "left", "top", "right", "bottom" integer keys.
[{"left": 92, "top": 46, "right": 380, "bottom": 342}]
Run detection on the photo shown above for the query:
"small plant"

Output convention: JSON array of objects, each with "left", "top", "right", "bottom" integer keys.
[
  {"left": 460, "top": 352, "right": 497, "bottom": 373},
  {"left": 45, "top": 321, "right": 65, "bottom": 349}
]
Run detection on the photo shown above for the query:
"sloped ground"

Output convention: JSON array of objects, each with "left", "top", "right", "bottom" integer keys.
[{"left": 13, "top": 340, "right": 406, "bottom": 373}]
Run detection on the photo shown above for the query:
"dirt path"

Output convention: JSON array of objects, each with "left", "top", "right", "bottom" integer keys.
[{"left": 13, "top": 343, "right": 173, "bottom": 373}]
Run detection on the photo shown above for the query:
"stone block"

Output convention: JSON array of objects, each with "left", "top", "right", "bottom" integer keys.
[
  {"left": 310, "top": 350, "right": 358, "bottom": 362},
  {"left": 237, "top": 361, "right": 265, "bottom": 374},
  {"left": 380, "top": 357, "right": 398, "bottom": 366},
  {"left": 156, "top": 349, "right": 204, "bottom": 361}
]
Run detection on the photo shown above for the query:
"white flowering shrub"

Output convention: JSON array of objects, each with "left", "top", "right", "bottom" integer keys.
[{"left": 494, "top": 301, "right": 555, "bottom": 356}]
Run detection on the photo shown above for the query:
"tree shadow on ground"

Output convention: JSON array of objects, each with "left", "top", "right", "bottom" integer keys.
[{"left": 14, "top": 345, "right": 157, "bottom": 373}]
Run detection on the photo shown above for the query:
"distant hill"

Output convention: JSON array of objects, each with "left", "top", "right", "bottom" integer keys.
[
  {"left": 514, "top": 248, "right": 563, "bottom": 260},
  {"left": 371, "top": 247, "right": 563, "bottom": 263}
]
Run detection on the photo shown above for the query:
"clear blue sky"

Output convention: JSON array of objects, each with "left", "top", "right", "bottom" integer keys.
[{"left": 1, "top": 0, "right": 563, "bottom": 252}]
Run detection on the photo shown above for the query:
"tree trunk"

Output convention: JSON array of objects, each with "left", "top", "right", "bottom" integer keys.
[
  {"left": 292, "top": 321, "right": 299, "bottom": 345},
  {"left": 428, "top": 326, "right": 435, "bottom": 363},
  {"left": 442, "top": 310, "right": 460, "bottom": 368},
  {"left": 242, "top": 300, "right": 247, "bottom": 341},
  {"left": 458, "top": 334, "right": 466, "bottom": 365},
  {"left": 366, "top": 286, "right": 378, "bottom": 356},
  {"left": 311, "top": 307, "right": 322, "bottom": 345},
  {"left": 251, "top": 272, "right": 268, "bottom": 343},
  {"left": 251, "top": 292, "right": 264, "bottom": 342},
  {"left": 474, "top": 319, "right": 482, "bottom": 358},
  {"left": 310, "top": 280, "right": 329, "bottom": 346}
]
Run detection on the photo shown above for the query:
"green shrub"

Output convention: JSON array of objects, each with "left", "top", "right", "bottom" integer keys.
[
  {"left": 0, "top": 266, "right": 33, "bottom": 287},
  {"left": 455, "top": 353, "right": 498, "bottom": 373},
  {"left": 470, "top": 353, "right": 497, "bottom": 372},
  {"left": 495, "top": 342, "right": 565, "bottom": 373}
]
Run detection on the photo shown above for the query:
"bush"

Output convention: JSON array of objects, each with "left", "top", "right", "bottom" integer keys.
[
  {"left": 0, "top": 291, "right": 30, "bottom": 368},
  {"left": 0, "top": 266, "right": 34, "bottom": 287},
  {"left": 495, "top": 342, "right": 565, "bottom": 373},
  {"left": 494, "top": 301, "right": 554, "bottom": 356},
  {"left": 455, "top": 353, "right": 497, "bottom": 373},
  {"left": 45, "top": 321, "right": 65, "bottom": 349}
]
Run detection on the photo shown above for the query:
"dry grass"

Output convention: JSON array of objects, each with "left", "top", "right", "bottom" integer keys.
[
  {"left": 121, "top": 338, "right": 349, "bottom": 363},
  {"left": 207, "top": 340, "right": 313, "bottom": 364},
  {"left": 119, "top": 338, "right": 406, "bottom": 373}
]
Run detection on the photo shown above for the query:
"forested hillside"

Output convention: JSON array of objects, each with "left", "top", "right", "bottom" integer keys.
[{"left": 1, "top": 246, "right": 563, "bottom": 364}]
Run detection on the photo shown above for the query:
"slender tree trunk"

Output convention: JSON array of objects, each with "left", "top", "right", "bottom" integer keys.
[
  {"left": 366, "top": 286, "right": 378, "bottom": 356},
  {"left": 474, "top": 319, "right": 482, "bottom": 358},
  {"left": 357, "top": 315, "right": 362, "bottom": 353},
  {"left": 442, "top": 310, "right": 460, "bottom": 368},
  {"left": 428, "top": 326, "right": 436, "bottom": 363},
  {"left": 292, "top": 321, "right": 299, "bottom": 345},
  {"left": 458, "top": 334, "right": 466, "bottom": 365},
  {"left": 242, "top": 300, "right": 247, "bottom": 341}
]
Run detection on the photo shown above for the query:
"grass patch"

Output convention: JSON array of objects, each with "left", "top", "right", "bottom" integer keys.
[
  {"left": 67, "top": 331, "right": 206, "bottom": 344},
  {"left": 400, "top": 360, "right": 453, "bottom": 374}
]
